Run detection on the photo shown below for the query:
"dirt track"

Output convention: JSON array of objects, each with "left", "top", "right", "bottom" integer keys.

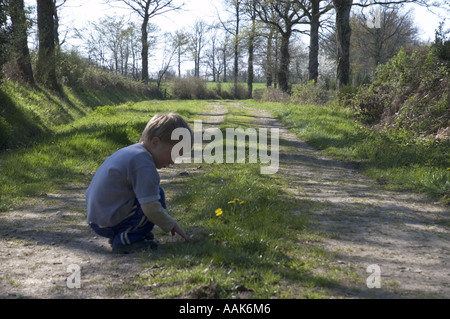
[{"left": 250, "top": 106, "right": 449, "bottom": 298}]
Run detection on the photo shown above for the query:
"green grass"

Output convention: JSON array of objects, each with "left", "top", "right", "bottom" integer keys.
[
  {"left": 243, "top": 100, "right": 450, "bottom": 204},
  {"left": 0, "top": 80, "right": 156, "bottom": 150}
]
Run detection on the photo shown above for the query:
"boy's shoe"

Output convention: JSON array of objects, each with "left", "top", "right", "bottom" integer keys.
[
  {"left": 145, "top": 231, "right": 154, "bottom": 241},
  {"left": 111, "top": 239, "right": 158, "bottom": 254}
]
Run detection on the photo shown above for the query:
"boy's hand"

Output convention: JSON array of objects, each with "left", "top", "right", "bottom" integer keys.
[{"left": 171, "top": 223, "right": 192, "bottom": 241}]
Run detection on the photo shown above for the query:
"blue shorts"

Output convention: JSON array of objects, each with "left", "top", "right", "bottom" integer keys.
[{"left": 89, "top": 187, "right": 166, "bottom": 246}]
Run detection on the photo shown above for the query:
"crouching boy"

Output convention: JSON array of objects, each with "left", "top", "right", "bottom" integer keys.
[{"left": 85, "top": 113, "right": 192, "bottom": 252}]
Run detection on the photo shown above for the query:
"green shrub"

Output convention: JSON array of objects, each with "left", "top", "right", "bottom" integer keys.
[
  {"left": 228, "top": 82, "right": 248, "bottom": 99},
  {"left": 337, "top": 84, "right": 358, "bottom": 106},
  {"left": 291, "top": 81, "right": 330, "bottom": 105},
  {"left": 432, "top": 22, "right": 450, "bottom": 63},
  {"left": 351, "top": 84, "right": 389, "bottom": 124},
  {"left": 352, "top": 47, "right": 450, "bottom": 137},
  {"left": 0, "top": 116, "right": 12, "bottom": 150},
  {"left": 254, "top": 87, "right": 290, "bottom": 104},
  {"left": 57, "top": 50, "right": 89, "bottom": 87},
  {"left": 170, "top": 77, "right": 213, "bottom": 100}
]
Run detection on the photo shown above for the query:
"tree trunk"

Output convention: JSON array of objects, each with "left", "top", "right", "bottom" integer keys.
[
  {"left": 278, "top": 30, "right": 291, "bottom": 93},
  {"left": 334, "top": 0, "right": 353, "bottom": 90},
  {"left": 266, "top": 29, "right": 273, "bottom": 87},
  {"left": 247, "top": 10, "right": 256, "bottom": 98},
  {"left": 141, "top": 14, "right": 149, "bottom": 83},
  {"left": 233, "top": 2, "right": 240, "bottom": 94},
  {"left": 8, "top": 0, "right": 34, "bottom": 84},
  {"left": 177, "top": 46, "right": 182, "bottom": 78},
  {"left": 36, "top": 0, "right": 59, "bottom": 90},
  {"left": 308, "top": 0, "right": 320, "bottom": 83},
  {"left": 223, "top": 43, "right": 227, "bottom": 83}
]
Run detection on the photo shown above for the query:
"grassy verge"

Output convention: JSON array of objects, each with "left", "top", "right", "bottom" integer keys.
[
  {"left": 0, "top": 100, "right": 208, "bottom": 211},
  {"left": 0, "top": 80, "right": 157, "bottom": 150},
  {"left": 243, "top": 100, "right": 450, "bottom": 204}
]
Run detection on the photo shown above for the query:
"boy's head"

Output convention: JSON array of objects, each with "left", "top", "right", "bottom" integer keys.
[
  {"left": 140, "top": 113, "right": 192, "bottom": 145},
  {"left": 140, "top": 113, "right": 193, "bottom": 169}
]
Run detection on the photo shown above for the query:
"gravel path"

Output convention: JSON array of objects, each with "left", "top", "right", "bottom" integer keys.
[{"left": 249, "top": 106, "right": 449, "bottom": 298}]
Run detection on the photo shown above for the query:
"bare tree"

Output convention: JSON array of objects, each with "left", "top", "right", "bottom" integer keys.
[
  {"left": 333, "top": 0, "right": 443, "bottom": 90},
  {"left": 259, "top": 22, "right": 279, "bottom": 87},
  {"left": 218, "top": 0, "right": 243, "bottom": 92},
  {"left": 297, "top": 0, "right": 334, "bottom": 83},
  {"left": 253, "top": 0, "right": 308, "bottom": 92},
  {"left": 204, "top": 25, "right": 223, "bottom": 82},
  {"left": 108, "top": 0, "right": 184, "bottom": 83},
  {"left": 219, "top": 34, "right": 232, "bottom": 82},
  {"left": 53, "top": 0, "right": 69, "bottom": 48},
  {"left": 172, "top": 29, "right": 189, "bottom": 78},
  {"left": 188, "top": 19, "right": 207, "bottom": 78},
  {"left": 75, "top": 18, "right": 149, "bottom": 78},
  {"left": 353, "top": 7, "right": 418, "bottom": 70},
  {"left": 36, "top": 0, "right": 59, "bottom": 90},
  {"left": 156, "top": 32, "right": 176, "bottom": 89},
  {"left": 7, "top": 0, "right": 34, "bottom": 84},
  {"left": 241, "top": 0, "right": 259, "bottom": 97}
]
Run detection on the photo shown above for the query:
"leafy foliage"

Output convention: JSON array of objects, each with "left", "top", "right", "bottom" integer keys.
[
  {"left": 291, "top": 81, "right": 331, "bottom": 105},
  {"left": 352, "top": 47, "right": 450, "bottom": 138},
  {"left": 432, "top": 22, "right": 450, "bottom": 63}
]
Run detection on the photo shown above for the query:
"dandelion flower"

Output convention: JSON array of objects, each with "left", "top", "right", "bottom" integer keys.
[
  {"left": 215, "top": 208, "right": 223, "bottom": 217},
  {"left": 228, "top": 201, "right": 235, "bottom": 204},
  {"left": 239, "top": 201, "right": 244, "bottom": 205}
]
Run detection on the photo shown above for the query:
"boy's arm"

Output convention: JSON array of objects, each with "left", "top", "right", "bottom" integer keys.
[{"left": 140, "top": 201, "right": 190, "bottom": 241}]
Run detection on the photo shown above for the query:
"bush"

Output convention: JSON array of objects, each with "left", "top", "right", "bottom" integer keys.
[
  {"left": 352, "top": 47, "right": 450, "bottom": 137},
  {"left": 0, "top": 116, "right": 12, "bottom": 150},
  {"left": 254, "top": 87, "right": 290, "bottom": 104},
  {"left": 57, "top": 50, "right": 89, "bottom": 87},
  {"left": 170, "top": 77, "right": 213, "bottom": 100},
  {"left": 337, "top": 84, "right": 358, "bottom": 107},
  {"left": 351, "top": 84, "right": 389, "bottom": 124},
  {"left": 432, "top": 22, "right": 450, "bottom": 63},
  {"left": 291, "top": 81, "right": 330, "bottom": 105},
  {"left": 55, "top": 50, "right": 162, "bottom": 98},
  {"left": 228, "top": 82, "right": 248, "bottom": 99}
]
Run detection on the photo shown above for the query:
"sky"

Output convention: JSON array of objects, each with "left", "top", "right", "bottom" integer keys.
[
  {"left": 58, "top": 0, "right": 221, "bottom": 34},
  {"left": 52, "top": 0, "right": 448, "bottom": 42}
]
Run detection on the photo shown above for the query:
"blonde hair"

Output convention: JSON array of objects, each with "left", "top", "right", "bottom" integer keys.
[{"left": 140, "top": 113, "right": 192, "bottom": 145}]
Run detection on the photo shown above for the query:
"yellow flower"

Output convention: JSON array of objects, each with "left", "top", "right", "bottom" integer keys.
[
  {"left": 233, "top": 198, "right": 240, "bottom": 202},
  {"left": 228, "top": 201, "right": 235, "bottom": 204},
  {"left": 239, "top": 201, "right": 244, "bottom": 205},
  {"left": 215, "top": 208, "right": 223, "bottom": 217}
]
